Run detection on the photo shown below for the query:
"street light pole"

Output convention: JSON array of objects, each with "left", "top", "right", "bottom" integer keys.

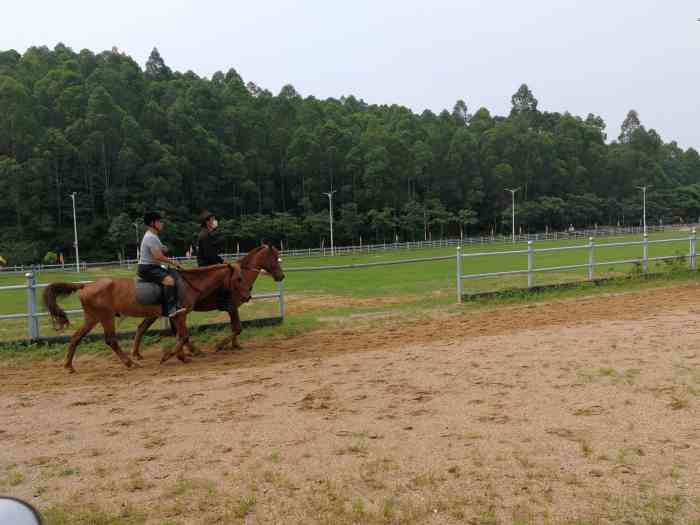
[
  {"left": 133, "top": 221, "right": 140, "bottom": 260},
  {"left": 69, "top": 192, "right": 80, "bottom": 272},
  {"left": 322, "top": 190, "right": 337, "bottom": 256},
  {"left": 504, "top": 187, "right": 520, "bottom": 243},
  {"left": 636, "top": 185, "right": 651, "bottom": 236}
]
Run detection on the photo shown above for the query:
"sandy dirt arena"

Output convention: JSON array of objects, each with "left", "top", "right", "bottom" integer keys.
[{"left": 3, "top": 285, "right": 700, "bottom": 524}]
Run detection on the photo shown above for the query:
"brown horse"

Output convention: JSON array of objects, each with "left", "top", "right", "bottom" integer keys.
[
  {"left": 130, "top": 244, "right": 285, "bottom": 359},
  {"left": 43, "top": 263, "right": 248, "bottom": 372}
]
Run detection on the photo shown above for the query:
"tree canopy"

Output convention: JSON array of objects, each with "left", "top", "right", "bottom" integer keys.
[{"left": 1, "top": 44, "right": 699, "bottom": 263}]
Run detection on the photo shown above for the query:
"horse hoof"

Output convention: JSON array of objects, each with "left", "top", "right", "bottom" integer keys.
[
  {"left": 65, "top": 366, "right": 76, "bottom": 374},
  {"left": 133, "top": 354, "right": 144, "bottom": 361}
]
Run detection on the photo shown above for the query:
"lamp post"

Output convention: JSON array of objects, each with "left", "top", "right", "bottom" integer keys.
[
  {"left": 322, "top": 190, "right": 337, "bottom": 256},
  {"left": 636, "top": 185, "right": 651, "bottom": 236},
  {"left": 69, "top": 192, "right": 80, "bottom": 273},
  {"left": 133, "top": 221, "right": 140, "bottom": 260},
  {"left": 504, "top": 187, "right": 520, "bottom": 243}
]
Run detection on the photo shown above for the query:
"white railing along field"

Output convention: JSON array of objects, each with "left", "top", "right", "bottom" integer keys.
[
  {"left": 455, "top": 231, "right": 698, "bottom": 302},
  {"left": 0, "top": 223, "right": 693, "bottom": 275},
  {"left": 3, "top": 227, "right": 699, "bottom": 341}
]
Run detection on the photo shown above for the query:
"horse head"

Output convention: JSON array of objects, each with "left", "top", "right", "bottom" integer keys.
[{"left": 259, "top": 244, "right": 285, "bottom": 282}]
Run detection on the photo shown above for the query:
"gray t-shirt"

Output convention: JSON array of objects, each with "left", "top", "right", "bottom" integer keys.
[{"left": 139, "top": 230, "right": 165, "bottom": 265}]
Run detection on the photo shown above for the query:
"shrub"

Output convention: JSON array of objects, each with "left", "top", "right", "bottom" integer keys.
[{"left": 43, "top": 251, "right": 58, "bottom": 265}]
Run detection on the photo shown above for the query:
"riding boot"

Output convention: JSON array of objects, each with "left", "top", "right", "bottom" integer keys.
[{"left": 163, "top": 284, "right": 178, "bottom": 317}]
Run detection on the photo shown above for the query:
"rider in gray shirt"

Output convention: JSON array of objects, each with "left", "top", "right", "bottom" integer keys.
[
  {"left": 137, "top": 212, "right": 186, "bottom": 318},
  {"left": 140, "top": 229, "right": 166, "bottom": 265}
]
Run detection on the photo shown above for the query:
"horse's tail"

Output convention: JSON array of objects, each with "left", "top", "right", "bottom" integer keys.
[{"left": 43, "top": 283, "right": 85, "bottom": 331}]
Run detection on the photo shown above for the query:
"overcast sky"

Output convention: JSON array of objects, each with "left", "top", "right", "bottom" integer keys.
[{"left": 3, "top": 1, "right": 699, "bottom": 148}]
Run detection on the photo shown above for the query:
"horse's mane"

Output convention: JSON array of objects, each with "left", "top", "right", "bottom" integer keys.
[
  {"left": 181, "top": 263, "right": 232, "bottom": 275},
  {"left": 238, "top": 245, "right": 266, "bottom": 266},
  {"left": 179, "top": 263, "right": 237, "bottom": 288}
]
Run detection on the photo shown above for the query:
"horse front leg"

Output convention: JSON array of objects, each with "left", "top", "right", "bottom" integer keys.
[
  {"left": 185, "top": 338, "right": 204, "bottom": 357},
  {"left": 132, "top": 317, "right": 158, "bottom": 360}
]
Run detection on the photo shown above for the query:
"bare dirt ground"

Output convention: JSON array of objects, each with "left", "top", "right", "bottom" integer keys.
[{"left": 3, "top": 285, "right": 700, "bottom": 524}]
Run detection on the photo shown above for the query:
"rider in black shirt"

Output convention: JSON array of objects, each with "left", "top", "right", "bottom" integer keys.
[
  {"left": 197, "top": 210, "right": 229, "bottom": 310},
  {"left": 197, "top": 210, "right": 224, "bottom": 267}
]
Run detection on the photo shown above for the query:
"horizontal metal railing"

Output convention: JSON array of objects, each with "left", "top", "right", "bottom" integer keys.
[
  {"left": 455, "top": 231, "right": 698, "bottom": 302},
  {"left": 1, "top": 223, "right": 694, "bottom": 275}
]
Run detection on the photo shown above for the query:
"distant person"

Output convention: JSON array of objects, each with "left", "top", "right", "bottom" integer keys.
[
  {"left": 196, "top": 210, "right": 228, "bottom": 310},
  {"left": 137, "top": 212, "right": 186, "bottom": 318},
  {"left": 197, "top": 210, "right": 224, "bottom": 267}
]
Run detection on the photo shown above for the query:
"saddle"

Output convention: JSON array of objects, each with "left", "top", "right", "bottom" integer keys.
[{"left": 135, "top": 278, "right": 163, "bottom": 306}]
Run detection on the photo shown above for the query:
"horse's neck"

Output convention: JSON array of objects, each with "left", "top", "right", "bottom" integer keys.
[
  {"left": 244, "top": 267, "right": 261, "bottom": 289},
  {"left": 183, "top": 266, "right": 228, "bottom": 297},
  {"left": 242, "top": 248, "right": 262, "bottom": 268}
]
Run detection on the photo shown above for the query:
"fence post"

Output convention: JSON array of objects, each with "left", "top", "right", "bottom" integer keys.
[
  {"left": 456, "top": 246, "right": 463, "bottom": 303},
  {"left": 26, "top": 272, "right": 39, "bottom": 340},
  {"left": 278, "top": 280, "right": 285, "bottom": 319},
  {"left": 527, "top": 241, "right": 534, "bottom": 288},
  {"left": 642, "top": 233, "right": 649, "bottom": 273},
  {"left": 588, "top": 237, "right": 595, "bottom": 280},
  {"left": 691, "top": 229, "right": 697, "bottom": 271}
]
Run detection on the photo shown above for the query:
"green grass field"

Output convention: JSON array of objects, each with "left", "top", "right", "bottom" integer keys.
[{"left": 0, "top": 229, "right": 697, "bottom": 343}]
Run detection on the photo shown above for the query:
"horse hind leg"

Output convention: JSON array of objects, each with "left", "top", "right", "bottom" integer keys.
[
  {"left": 64, "top": 318, "right": 98, "bottom": 373},
  {"left": 132, "top": 317, "right": 158, "bottom": 360},
  {"left": 102, "top": 316, "right": 138, "bottom": 369}
]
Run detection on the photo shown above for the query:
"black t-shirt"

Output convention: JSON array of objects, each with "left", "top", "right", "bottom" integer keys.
[{"left": 197, "top": 228, "right": 224, "bottom": 267}]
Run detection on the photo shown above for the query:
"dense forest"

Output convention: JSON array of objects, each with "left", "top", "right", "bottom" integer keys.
[{"left": 2, "top": 44, "right": 700, "bottom": 263}]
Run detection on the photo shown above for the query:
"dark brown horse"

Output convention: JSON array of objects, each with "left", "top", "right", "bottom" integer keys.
[
  {"left": 131, "top": 244, "right": 285, "bottom": 359},
  {"left": 43, "top": 263, "right": 248, "bottom": 372}
]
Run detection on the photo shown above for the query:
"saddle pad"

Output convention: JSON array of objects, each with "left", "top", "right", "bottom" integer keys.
[{"left": 135, "top": 280, "right": 163, "bottom": 306}]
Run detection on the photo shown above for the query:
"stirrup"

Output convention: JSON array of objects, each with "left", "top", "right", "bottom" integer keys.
[{"left": 167, "top": 307, "right": 187, "bottom": 319}]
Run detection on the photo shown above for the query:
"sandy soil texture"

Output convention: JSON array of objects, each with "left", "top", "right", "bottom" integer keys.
[{"left": 2, "top": 285, "right": 700, "bottom": 524}]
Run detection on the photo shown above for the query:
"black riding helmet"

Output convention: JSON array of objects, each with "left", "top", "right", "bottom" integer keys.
[{"left": 144, "top": 211, "right": 162, "bottom": 226}]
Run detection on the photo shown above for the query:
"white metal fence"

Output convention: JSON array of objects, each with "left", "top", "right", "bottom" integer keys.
[
  {"left": 0, "top": 273, "right": 285, "bottom": 341},
  {"left": 455, "top": 230, "right": 698, "bottom": 302},
  {"left": 1, "top": 223, "right": 694, "bottom": 275},
  {"left": 0, "top": 252, "right": 456, "bottom": 341},
  {"left": 3, "top": 228, "right": 699, "bottom": 340}
]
